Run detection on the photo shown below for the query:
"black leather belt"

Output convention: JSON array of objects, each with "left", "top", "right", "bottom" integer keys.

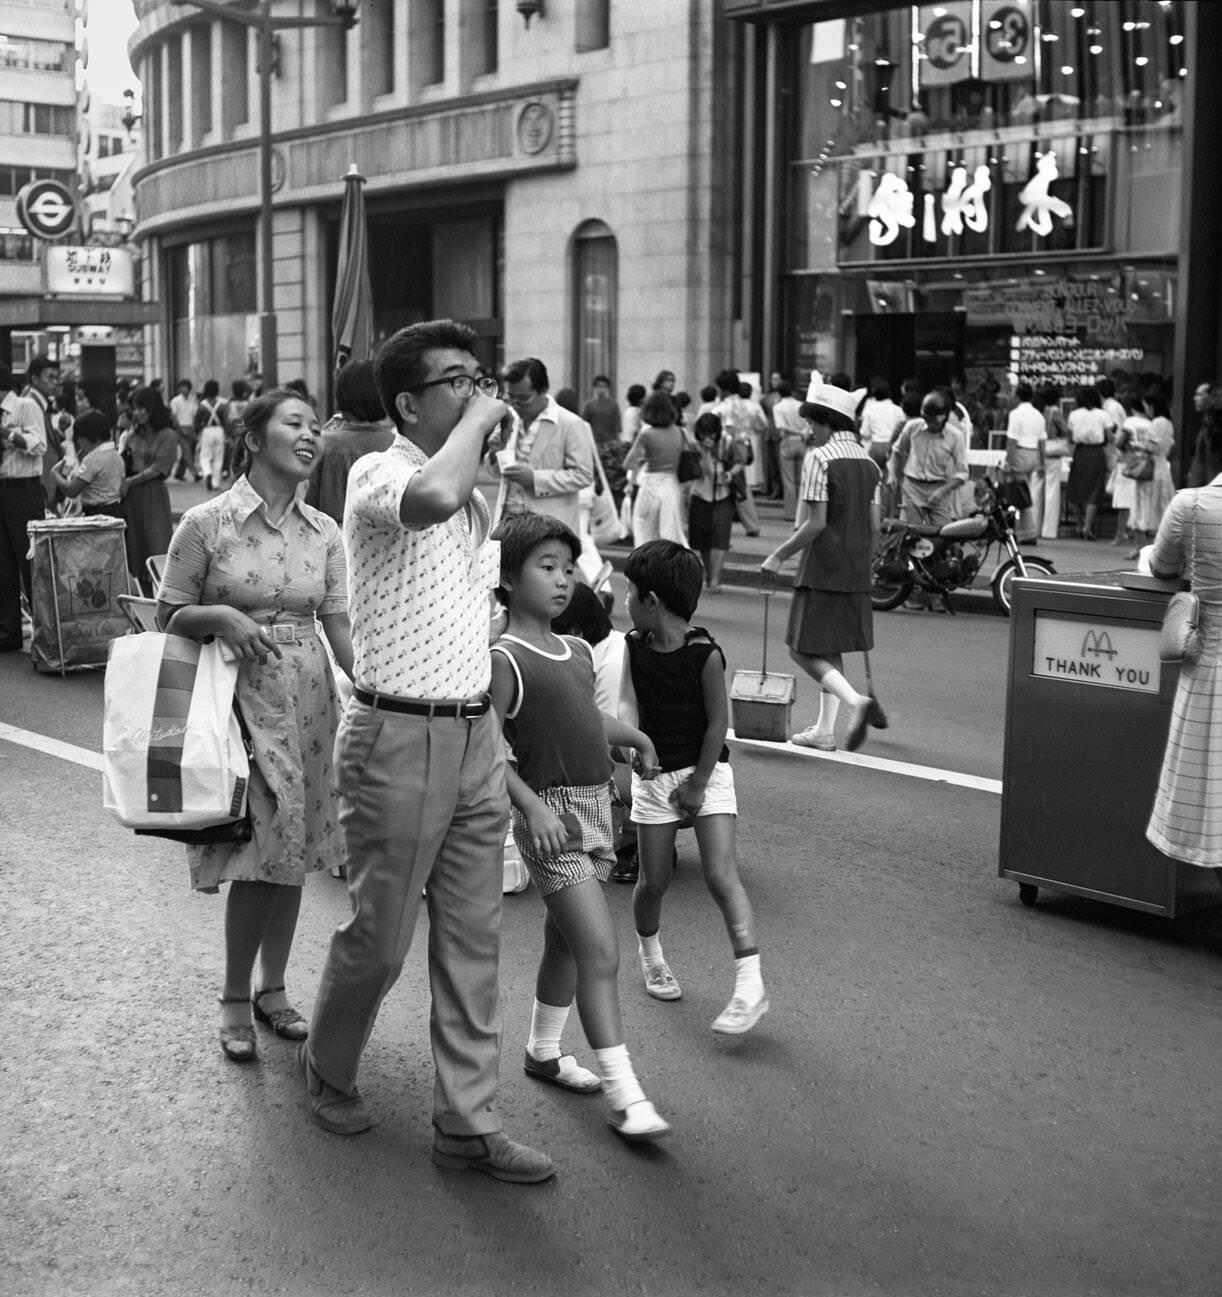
[
  {"left": 0, "top": 476, "right": 40, "bottom": 488},
  {"left": 354, "top": 687, "right": 490, "bottom": 719}
]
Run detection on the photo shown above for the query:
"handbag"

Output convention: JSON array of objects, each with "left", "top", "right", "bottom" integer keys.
[
  {"left": 588, "top": 439, "right": 628, "bottom": 545},
  {"left": 1123, "top": 449, "right": 1154, "bottom": 481},
  {"left": 103, "top": 631, "right": 253, "bottom": 837},
  {"left": 1158, "top": 496, "right": 1201, "bottom": 664},
  {"left": 677, "top": 437, "right": 703, "bottom": 484}
]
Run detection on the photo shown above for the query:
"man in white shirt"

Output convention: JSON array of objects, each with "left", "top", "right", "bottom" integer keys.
[
  {"left": 0, "top": 360, "right": 51, "bottom": 649},
  {"left": 303, "top": 319, "right": 554, "bottom": 1185},
  {"left": 771, "top": 380, "right": 808, "bottom": 520},
  {"left": 1005, "top": 382, "right": 1047, "bottom": 539},
  {"left": 169, "top": 379, "right": 199, "bottom": 481}
]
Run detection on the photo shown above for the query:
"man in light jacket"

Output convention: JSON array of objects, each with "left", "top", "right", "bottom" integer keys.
[{"left": 491, "top": 356, "right": 595, "bottom": 533}]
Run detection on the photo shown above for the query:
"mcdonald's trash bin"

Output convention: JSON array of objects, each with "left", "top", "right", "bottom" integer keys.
[{"left": 1000, "top": 571, "right": 1220, "bottom": 918}]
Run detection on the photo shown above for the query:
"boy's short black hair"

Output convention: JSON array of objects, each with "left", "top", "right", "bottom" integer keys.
[
  {"left": 493, "top": 512, "right": 582, "bottom": 594},
  {"left": 551, "top": 580, "right": 613, "bottom": 646},
  {"left": 72, "top": 410, "right": 112, "bottom": 449},
  {"left": 624, "top": 539, "right": 703, "bottom": 621}
]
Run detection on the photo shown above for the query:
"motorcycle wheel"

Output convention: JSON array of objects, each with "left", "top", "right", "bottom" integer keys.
[
  {"left": 871, "top": 565, "right": 913, "bottom": 611},
  {"left": 992, "top": 557, "right": 1055, "bottom": 615}
]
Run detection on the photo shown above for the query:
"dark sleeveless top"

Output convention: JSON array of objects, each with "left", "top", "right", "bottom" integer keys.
[
  {"left": 491, "top": 634, "right": 613, "bottom": 790},
  {"left": 625, "top": 627, "right": 730, "bottom": 772}
]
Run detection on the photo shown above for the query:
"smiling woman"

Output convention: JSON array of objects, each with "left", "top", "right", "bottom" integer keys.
[{"left": 153, "top": 388, "right": 354, "bottom": 1065}]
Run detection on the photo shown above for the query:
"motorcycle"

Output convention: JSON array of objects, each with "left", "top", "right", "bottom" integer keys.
[{"left": 871, "top": 473, "right": 1056, "bottom": 615}]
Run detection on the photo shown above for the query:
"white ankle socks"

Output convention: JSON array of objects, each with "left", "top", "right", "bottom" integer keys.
[
  {"left": 526, "top": 999, "right": 569, "bottom": 1062},
  {"left": 594, "top": 1043, "right": 646, "bottom": 1112},
  {"left": 637, "top": 932, "right": 664, "bottom": 966},
  {"left": 734, "top": 952, "right": 764, "bottom": 1002}
]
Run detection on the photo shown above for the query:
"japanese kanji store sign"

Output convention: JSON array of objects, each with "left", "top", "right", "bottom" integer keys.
[{"left": 44, "top": 246, "right": 136, "bottom": 297}]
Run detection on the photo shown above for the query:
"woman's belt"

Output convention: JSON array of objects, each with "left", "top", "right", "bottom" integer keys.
[{"left": 353, "top": 687, "right": 491, "bottom": 719}]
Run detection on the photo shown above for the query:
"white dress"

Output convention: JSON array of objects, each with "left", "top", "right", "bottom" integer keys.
[{"left": 1147, "top": 480, "right": 1222, "bottom": 865}]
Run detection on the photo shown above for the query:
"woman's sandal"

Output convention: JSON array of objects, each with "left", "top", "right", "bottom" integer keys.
[
  {"left": 218, "top": 996, "right": 257, "bottom": 1063},
  {"left": 252, "top": 987, "right": 309, "bottom": 1041}
]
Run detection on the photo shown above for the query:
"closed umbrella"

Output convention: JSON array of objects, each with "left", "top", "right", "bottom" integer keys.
[{"left": 332, "top": 163, "right": 372, "bottom": 373}]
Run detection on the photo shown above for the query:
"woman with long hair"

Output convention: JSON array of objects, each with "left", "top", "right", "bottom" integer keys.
[
  {"left": 156, "top": 390, "right": 352, "bottom": 1063},
  {"left": 120, "top": 385, "right": 177, "bottom": 591}
]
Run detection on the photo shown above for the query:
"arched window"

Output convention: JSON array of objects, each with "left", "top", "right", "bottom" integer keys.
[{"left": 570, "top": 219, "right": 617, "bottom": 398}]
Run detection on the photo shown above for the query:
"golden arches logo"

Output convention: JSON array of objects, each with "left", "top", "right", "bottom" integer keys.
[{"left": 1081, "top": 629, "right": 1118, "bottom": 659}]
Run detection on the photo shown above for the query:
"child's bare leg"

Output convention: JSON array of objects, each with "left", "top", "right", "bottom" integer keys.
[
  {"left": 694, "top": 814, "right": 769, "bottom": 1034},
  {"left": 525, "top": 905, "right": 601, "bottom": 1093},
  {"left": 632, "top": 822, "right": 679, "bottom": 935},
  {"left": 532, "top": 879, "right": 669, "bottom": 1138},
  {"left": 692, "top": 814, "right": 756, "bottom": 952},
  {"left": 633, "top": 822, "right": 683, "bottom": 1001},
  {"left": 542, "top": 880, "right": 622, "bottom": 1048}
]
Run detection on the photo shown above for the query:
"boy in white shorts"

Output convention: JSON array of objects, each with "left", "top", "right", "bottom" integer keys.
[
  {"left": 621, "top": 540, "right": 769, "bottom": 1035},
  {"left": 490, "top": 512, "right": 671, "bottom": 1142}
]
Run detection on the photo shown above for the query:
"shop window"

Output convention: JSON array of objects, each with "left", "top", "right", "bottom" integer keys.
[
  {"left": 570, "top": 220, "right": 617, "bottom": 397},
  {"left": 167, "top": 229, "right": 259, "bottom": 386},
  {"left": 575, "top": 0, "right": 610, "bottom": 53},
  {"left": 0, "top": 102, "right": 76, "bottom": 135},
  {"left": 220, "top": 24, "right": 249, "bottom": 137}
]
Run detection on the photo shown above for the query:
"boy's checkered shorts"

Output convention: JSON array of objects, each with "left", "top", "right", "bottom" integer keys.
[{"left": 512, "top": 781, "right": 617, "bottom": 897}]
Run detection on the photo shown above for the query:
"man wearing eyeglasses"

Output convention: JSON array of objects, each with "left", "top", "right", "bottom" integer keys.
[
  {"left": 302, "top": 319, "right": 555, "bottom": 1184},
  {"left": 490, "top": 356, "right": 595, "bottom": 533}
]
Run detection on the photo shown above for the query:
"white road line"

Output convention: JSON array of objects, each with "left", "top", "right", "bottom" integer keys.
[
  {"left": 0, "top": 720, "right": 1002, "bottom": 797},
  {"left": 0, "top": 723, "right": 105, "bottom": 772},
  {"left": 728, "top": 730, "right": 1003, "bottom": 795}
]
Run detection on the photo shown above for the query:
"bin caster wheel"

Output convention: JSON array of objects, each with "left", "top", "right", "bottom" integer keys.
[{"left": 1018, "top": 883, "right": 1039, "bottom": 908}]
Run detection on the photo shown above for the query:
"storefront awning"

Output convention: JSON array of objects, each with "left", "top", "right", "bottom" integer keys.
[{"left": 0, "top": 297, "right": 160, "bottom": 328}]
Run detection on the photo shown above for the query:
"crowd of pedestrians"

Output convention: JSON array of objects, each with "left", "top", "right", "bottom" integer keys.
[{"left": 6, "top": 333, "right": 1220, "bottom": 1190}]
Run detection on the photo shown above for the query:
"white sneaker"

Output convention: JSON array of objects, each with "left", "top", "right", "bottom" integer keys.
[
  {"left": 790, "top": 726, "right": 836, "bottom": 751},
  {"left": 608, "top": 1099, "right": 671, "bottom": 1142},
  {"left": 712, "top": 994, "right": 769, "bottom": 1036},
  {"left": 641, "top": 958, "right": 682, "bottom": 1001}
]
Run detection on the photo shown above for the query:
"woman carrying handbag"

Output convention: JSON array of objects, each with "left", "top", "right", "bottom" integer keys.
[
  {"left": 1147, "top": 480, "right": 1222, "bottom": 866},
  {"left": 157, "top": 390, "right": 353, "bottom": 1063}
]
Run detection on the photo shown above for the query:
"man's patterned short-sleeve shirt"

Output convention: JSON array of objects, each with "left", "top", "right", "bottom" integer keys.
[{"left": 344, "top": 434, "right": 496, "bottom": 699}]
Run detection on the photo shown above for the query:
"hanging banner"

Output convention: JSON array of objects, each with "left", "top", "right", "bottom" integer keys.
[
  {"left": 917, "top": 2, "right": 973, "bottom": 87},
  {"left": 980, "top": 0, "right": 1034, "bottom": 82}
]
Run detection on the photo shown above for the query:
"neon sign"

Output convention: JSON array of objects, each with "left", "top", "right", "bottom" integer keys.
[{"left": 862, "top": 152, "right": 1074, "bottom": 247}]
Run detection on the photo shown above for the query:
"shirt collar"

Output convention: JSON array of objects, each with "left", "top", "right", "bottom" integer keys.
[{"left": 226, "top": 473, "right": 325, "bottom": 533}]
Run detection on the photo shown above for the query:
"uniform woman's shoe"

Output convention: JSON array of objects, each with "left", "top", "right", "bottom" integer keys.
[
  {"left": 218, "top": 995, "right": 257, "bottom": 1063},
  {"left": 252, "top": 986, "right": 309, "bottom": 1041}
]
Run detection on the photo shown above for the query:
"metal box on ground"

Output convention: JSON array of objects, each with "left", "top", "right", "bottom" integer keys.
[
  {"left": 1001, "top": 571, "right": 1219, "bottom": 918},
  {"left": 729, "top": 589, "right": 796, "bottom": 741},
  {"left": 730, "top": 670, "right": 796, "bottom": 741}
]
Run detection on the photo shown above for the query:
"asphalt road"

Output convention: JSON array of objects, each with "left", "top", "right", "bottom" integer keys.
[{"left": 3, "top": 514, "right": 1221, "bottom": 1296}]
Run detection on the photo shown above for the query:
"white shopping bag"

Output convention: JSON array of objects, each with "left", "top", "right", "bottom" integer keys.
[
  {"left": 502, "top": 827, "right": 530, "bottom": 894},
  {"left": 102, "top": 632, "right": 250, "bottom": 831}
]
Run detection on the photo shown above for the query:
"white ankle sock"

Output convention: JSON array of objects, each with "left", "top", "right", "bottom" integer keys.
[
  {"left": 733, "top": 952, "right": 764, "bottom": 1002},
  {"left": 820, "top": 668, "right": 863, "bottom": 709},
  {"left": 637, "top": 932, "right": 664, "bottom": 966},
  {"left": 594, "top": 1043, "right": 646, "bottom": 1111},
  {"left": 526, "top": 999, "right": 570, "bottom": 1061},
  {"left": 814, "top": 691, "right": 840, "bottom": 736}
]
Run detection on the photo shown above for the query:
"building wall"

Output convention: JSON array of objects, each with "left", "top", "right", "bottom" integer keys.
[
  {"left": 0, "top": 0, "right": 77, "bottom": 322},
  {"left": 126, "top": 0, "right": 738, "bottom": 400}
]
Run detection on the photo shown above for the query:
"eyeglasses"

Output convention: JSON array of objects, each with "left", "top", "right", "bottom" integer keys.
[
  {"left": 504, "top": 389, "right": 539, "bottom": 406},
  {"left": 408, "top": 374, "right": 500, "bottom": 399}
]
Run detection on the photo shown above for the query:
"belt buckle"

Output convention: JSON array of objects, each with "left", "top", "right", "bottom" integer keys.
[
  {"left": 460, "top": 696, "right": 485, "bottom": 720},
  {"left": 269, "top": 622, "right": 297, "bottom": 645}
]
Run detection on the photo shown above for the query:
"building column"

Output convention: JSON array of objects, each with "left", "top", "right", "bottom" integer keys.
[{"left": 1173, "top": 2, "right": 1222, "bottom": 476}]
